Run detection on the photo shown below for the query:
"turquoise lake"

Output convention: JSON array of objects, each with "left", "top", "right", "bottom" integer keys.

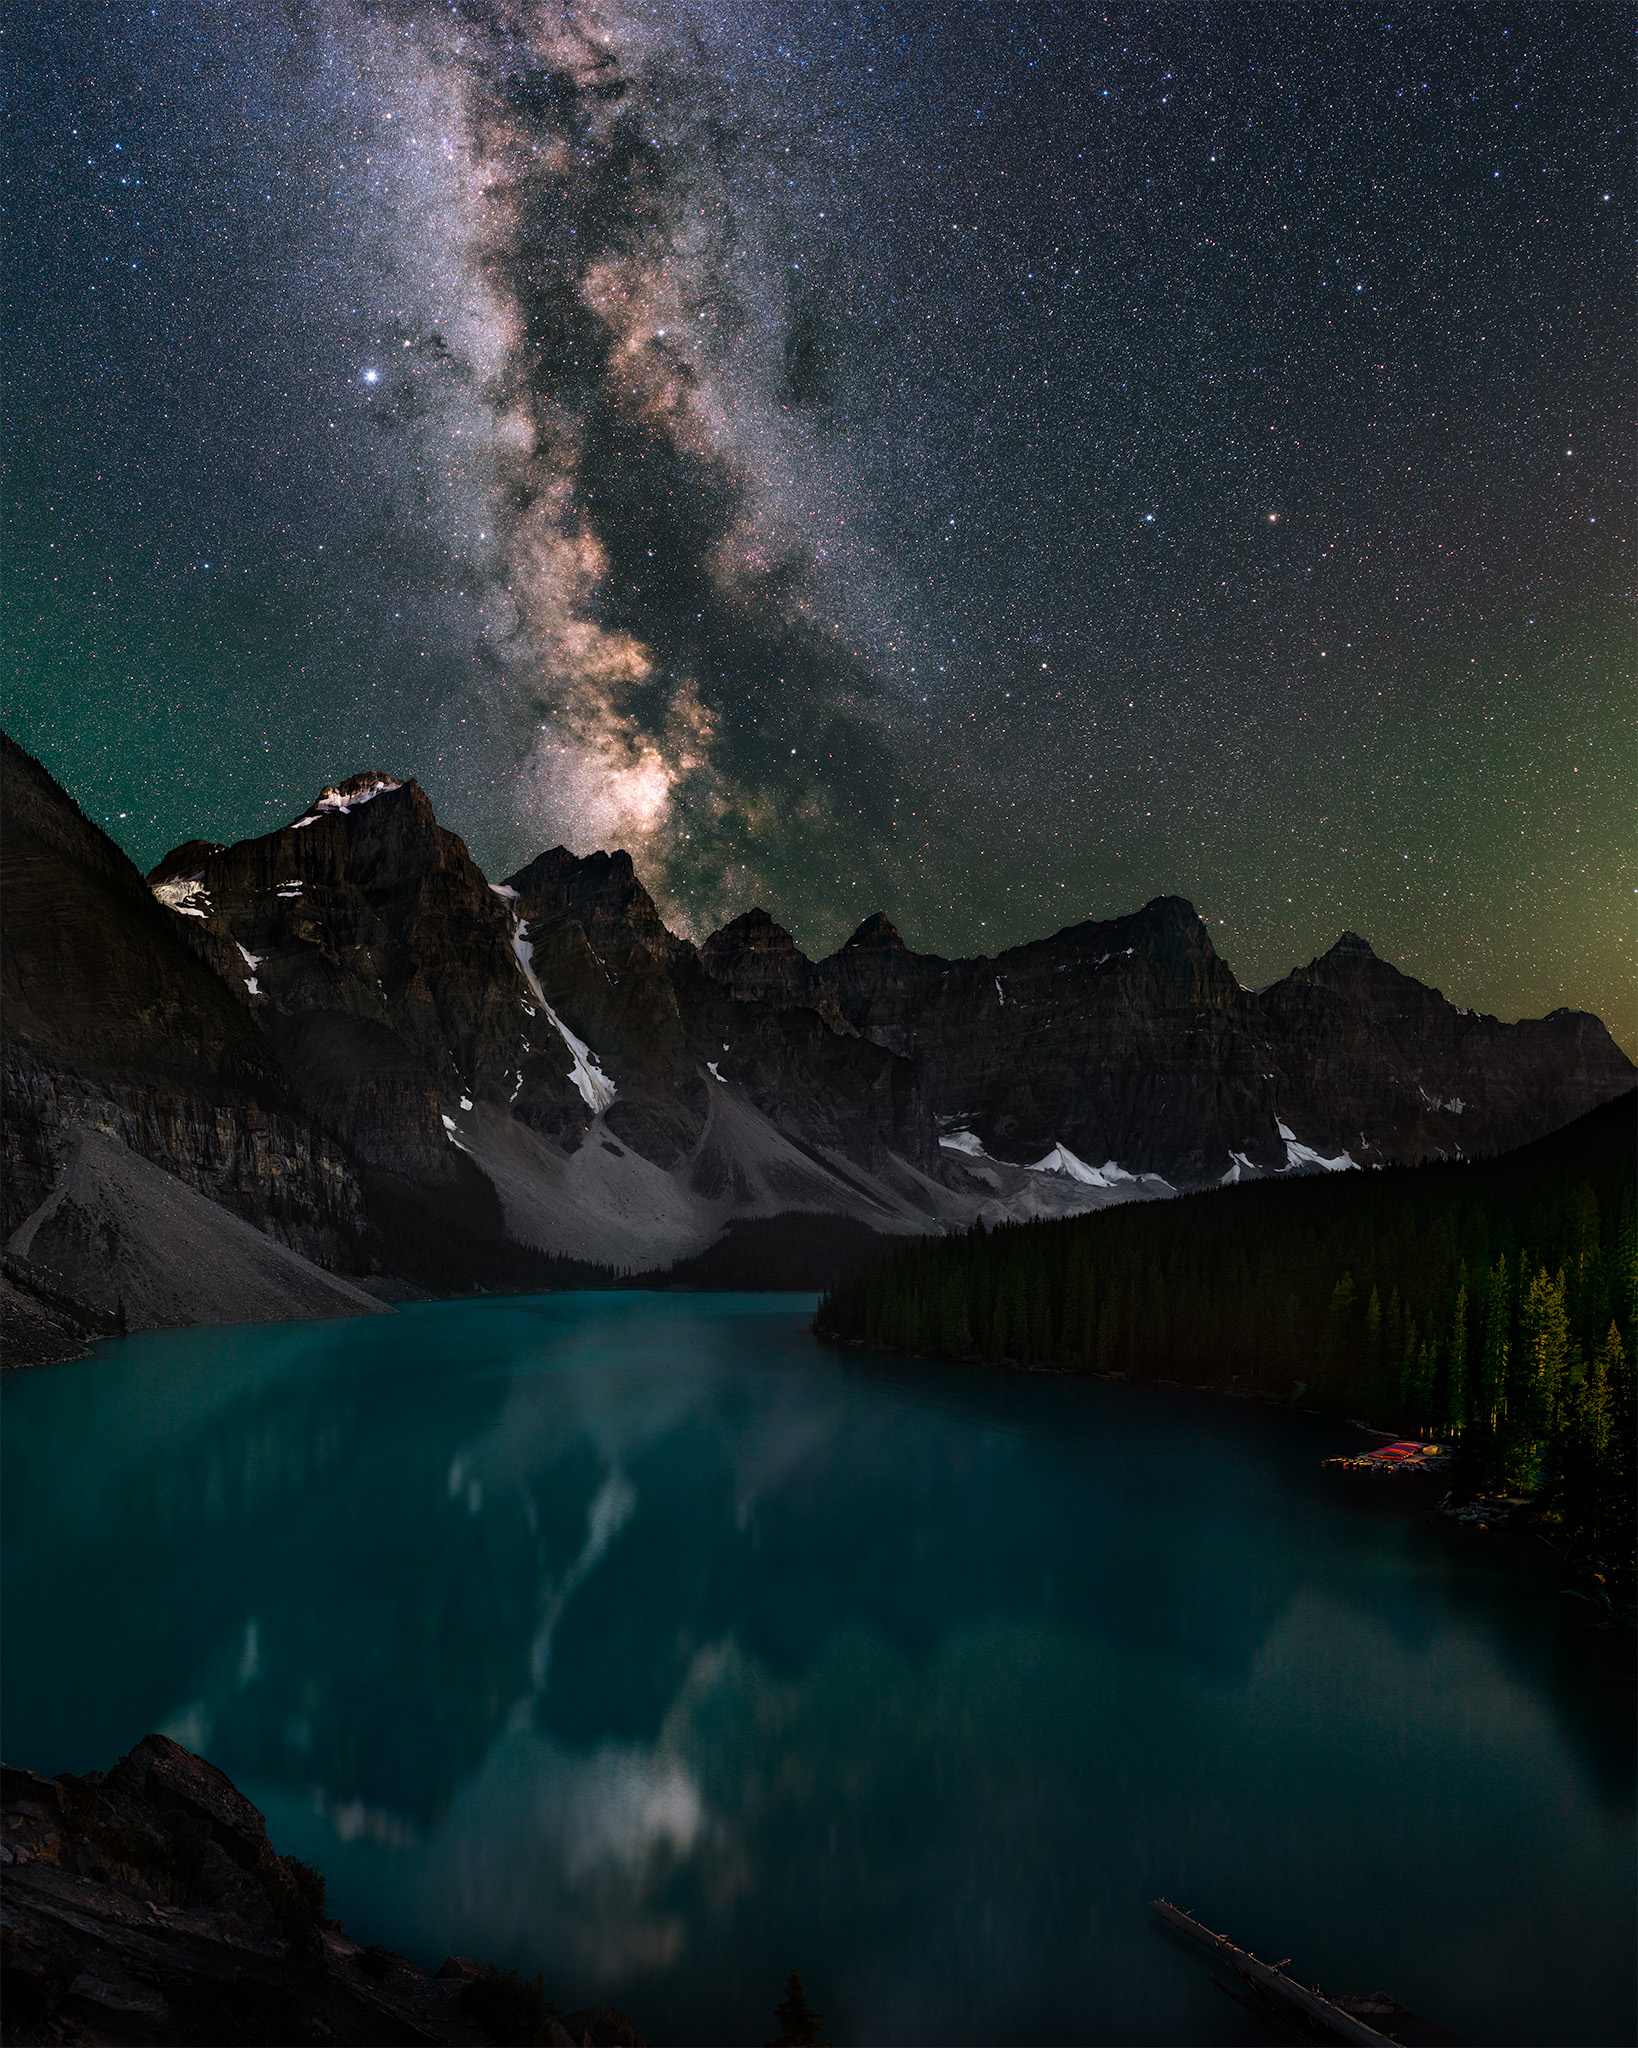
[{"left": 3, "top": 1292, "right": 1632, "bottom": 2045}]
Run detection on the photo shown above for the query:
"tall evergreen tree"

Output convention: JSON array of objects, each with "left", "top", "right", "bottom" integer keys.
[
  {"left": 1445, "top": 1282, "right": 1469, "bottom": 1437},
  {"left": 769, "top": 1969, "right": 828, "bottom": 2048}
]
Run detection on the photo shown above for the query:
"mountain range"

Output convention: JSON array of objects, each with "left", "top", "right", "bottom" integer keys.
[{"left": 3, "top": 734, "right": 1631, "bottom": 1335}]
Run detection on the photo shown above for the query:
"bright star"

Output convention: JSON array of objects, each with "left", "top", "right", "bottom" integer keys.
[{"left": 362, "top": 367, "right": 379, "bottom": 385}]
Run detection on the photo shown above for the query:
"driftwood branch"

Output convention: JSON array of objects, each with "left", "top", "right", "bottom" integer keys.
[{"left": 1150, "top": 1899, "right": 1399, "bottom": 2047}]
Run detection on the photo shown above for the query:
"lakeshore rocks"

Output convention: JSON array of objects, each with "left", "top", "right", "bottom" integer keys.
[{"left": 0, "top": 1734, "right": 646, "bottom": 2047}]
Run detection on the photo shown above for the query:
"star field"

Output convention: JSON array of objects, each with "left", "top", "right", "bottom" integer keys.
[{"left": 4, "top": 1, "right": 1632, "bottom": 1044}]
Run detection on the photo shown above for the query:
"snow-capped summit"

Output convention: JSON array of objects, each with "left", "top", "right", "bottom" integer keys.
[{"left": 292, "top": 770, "right": 402, "bottom": 828}]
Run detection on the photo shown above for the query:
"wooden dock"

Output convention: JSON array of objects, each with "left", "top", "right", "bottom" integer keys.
[{"left": 1150, "top": 1899, "right": 1406, "bottom": 2045}]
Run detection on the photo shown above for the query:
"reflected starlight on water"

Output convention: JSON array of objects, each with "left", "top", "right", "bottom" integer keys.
[{"left": 4, "top": 1293, "right": 1633, "bottom": 2046}]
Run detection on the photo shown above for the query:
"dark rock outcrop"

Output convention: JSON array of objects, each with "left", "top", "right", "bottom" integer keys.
[
  {"left": 704, "top": 890, "right": 1634, "bottom": 1183},
  {"left": 0, "top": 735, "right": 364, "bottom": 1271},
  {"left": 125, "top": 778, "right": 940, "bottom": 1271},
  {"left": 501, "top": 851, "right": 928, "bottom": 1173},
  {"left": 0, "top": 1259, "right": 104, "bottom": 1368},
  {"left": 147, "top": 772, "right": 532, "bottom": 1181},
  {"left": 0, "top": 1735, "right": 646, "bottom": 2046},
  {"left": 1250, "top": 930, "right": 1633, "bottom": 1162},
  {"left": 815, "top": 896, "right": 1278, "bottom": 1183},
  {"left": 700, "top": 907, "right": 852, "bottom": 1030},
  {"left": 145, "top": 789, "right": 937, "bottom": 1255},
  {"left": 795, "top": 896, "right": 1633, "bottom": 1183}
]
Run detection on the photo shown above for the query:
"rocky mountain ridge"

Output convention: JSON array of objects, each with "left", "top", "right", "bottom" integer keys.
[
  {"left": 1, "top": 737, "right": 366, "bottom": 1281},
  {"left": 802, "top": 895, "right": 1626, "bottom": 1183},
  {"left": 3, "top": 734, "right": 1632, "bottom": 1330}
]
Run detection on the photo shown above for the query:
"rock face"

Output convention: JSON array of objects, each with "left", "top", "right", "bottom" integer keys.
[
  {"left": 5, "top": 730, "right": 1632, "bottom": 1313},
  {"left": 158, "top": 767, "right": 1632, "bottom": 1241},
  {"left": 700, "top": 896, "right": 1633, "bottom": 1187},
  {"left": 0, "top": 1734, "right": 646, "bottom": 2046},
  {"left": 819, "top": 896, "right": 1255, "bottom": 1183},
  {"left": 1251, "top": 930, "right": 1633, "bottom": 1164},
  {"left": 7, "top": 1128, "right": 390, "bottom": 1332},
  {"left": 140, "top": 785, "right": 946, "bottom": 1271},
  {"left": 700, "top": 907, "right": 852, "bottom": 1029},
  {"left": 146, "top": 772, "right": 526, "bottom": 1184},
  {"left": 498, "top": 850, "right": 919, "bottom": 1172},
  {"left": 0, "top": 736, "right": 365, "bottom": 1275}
]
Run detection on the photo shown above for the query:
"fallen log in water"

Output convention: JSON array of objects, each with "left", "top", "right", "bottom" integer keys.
[{"left": 1150, "top": 1899, "right": 1400, "bottom": 2046}]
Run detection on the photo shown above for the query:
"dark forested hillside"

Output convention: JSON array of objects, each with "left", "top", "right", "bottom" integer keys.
[{"left": 817, "top": 1093, "right": 1636, "bottom": 1573}]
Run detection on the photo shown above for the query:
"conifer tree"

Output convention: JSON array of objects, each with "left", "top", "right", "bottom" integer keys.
[
  {"left": 1445, "top": 1283, "right": 1468, "bottom": 1437},
  {"left": 813, "top": 1096, "right": 1632, "bottom": 1586},
  {"left": 1322, "top": 1272, "right": 1357, "bottom": 1394},
  {"left": 1512, "top": 1264, "right": 1571, "bottom": 1481},
  {"left": 1594, "top": 1320, "right": 1633, "bottom": 1558},
  {"left": 1471, "top": 1256, "right": 1511, "bottom": 1475},
  {"left": 769, "top": 1969, "right": 829, "bottom": 2047},
  {"left": 1560, "top": 1328, "right": 1613, "bottom": 1546},
  {"left": 1615, "top": 1187, "right": 1638, "bottom": 1327}
]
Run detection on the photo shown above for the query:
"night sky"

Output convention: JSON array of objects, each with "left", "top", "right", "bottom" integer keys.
[{"left": 6, "top": 2, "right": 1632, "bottom": 1041}]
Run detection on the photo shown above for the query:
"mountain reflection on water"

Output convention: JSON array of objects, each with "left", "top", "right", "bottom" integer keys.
[{"left": 3, "top": 1294, "right": 1632, "bottom": 2046}]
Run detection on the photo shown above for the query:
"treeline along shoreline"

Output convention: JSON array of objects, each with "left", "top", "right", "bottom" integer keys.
[{"left": 816, "top": 1093, "right": 1636, "bottom": 1587}]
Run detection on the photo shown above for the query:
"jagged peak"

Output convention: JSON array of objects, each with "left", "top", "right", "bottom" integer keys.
[
  {"left": 702, "top": 906, "right": 800, "bottom": 954},
  {"left": 842, "top": 910, "right": 906, "bottom": 952},
  {"left": 1094, "top": 894, "right": 1223, "bottom": 964},
  {"left": 502, "top": 845, "right": 641, "bottom": 898},
  {"left": 289, "top": 770, "right": 404, "bottom": 829},
  {"left": 500, "top": 843, "right": 689, "bottom": 960},
  {"left": 147, "top": 839, "right": 226, "bottom": 887},
  {"left": 1325, "top": 930, "right": 1377, "bottom": 959},
  {"left": 1135, "top": 893, "right": 1203, "bottom": 923},
  {"left": 335, "top": 769, "right": 402, "bottom": 799},
  {"left": 1123, "top": 895, "right": 1221, "bottom": 945}
]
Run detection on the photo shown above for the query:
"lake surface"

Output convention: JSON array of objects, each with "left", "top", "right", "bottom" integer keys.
[{"left": 3, "top": 1293, "right": 1632, "bottom": 2045}]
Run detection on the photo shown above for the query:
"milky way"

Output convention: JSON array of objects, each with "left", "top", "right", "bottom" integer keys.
[
  {"left": 321, "top": 0, "right": 916, "bottom": 891},
  {"left": 6, "top": 0, "right": 1632, "bottom": 1036}
]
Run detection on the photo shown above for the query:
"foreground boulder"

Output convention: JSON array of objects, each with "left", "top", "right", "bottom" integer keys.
[{"left": 0, "top": 1734, "right": 645, "bottom": 2047}]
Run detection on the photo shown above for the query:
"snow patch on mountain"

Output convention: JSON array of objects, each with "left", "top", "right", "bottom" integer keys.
[
  {"left": 507, "top": 915, "right": 617, "bottom": 1113},
  {"left": 1276, "top": 1119, "right": 1356, "bottom": 1173},
  {"left": 152, "top": 875, "right": 210, "bottom": 918},
  {"left": 1027, "top": 1142, "right": 1115, "bottom": 1187},
  {"left": 291, "top": 776, "right": 401, "bottom": 828}
]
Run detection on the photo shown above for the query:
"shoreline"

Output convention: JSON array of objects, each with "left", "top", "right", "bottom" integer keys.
[{"left": 817, "top": 1326, "right": 1638, "bottom": 1667}]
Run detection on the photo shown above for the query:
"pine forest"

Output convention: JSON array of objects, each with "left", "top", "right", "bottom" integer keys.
[{"left": 816, "top": 1093, "right": 1636, "bottom": 1585}]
